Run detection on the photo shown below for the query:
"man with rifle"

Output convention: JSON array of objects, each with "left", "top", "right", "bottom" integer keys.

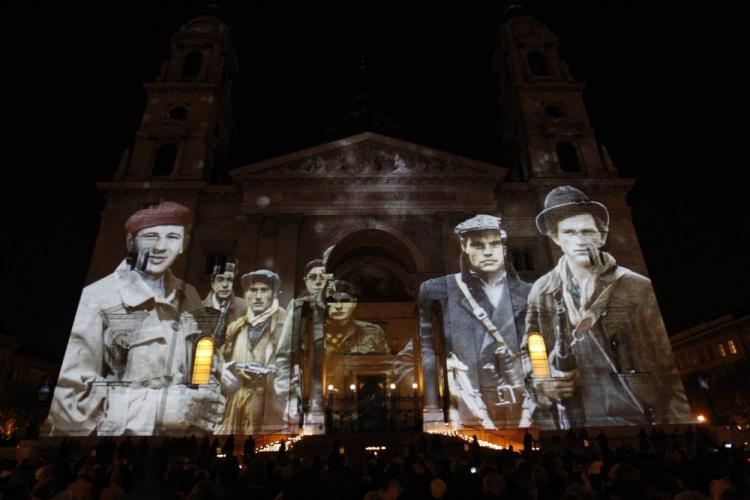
[
  {"left": 419, "top": 214, "right": 531, "bottom": 429},
  {"left": 48, "top": 201, "right": 225, "bottom": 435},
  {"left": 200, "top": 261, "right": 247, "bottom": 347},
  {"left": 524, "top": 186, "right": 690, "bottom": 428}
]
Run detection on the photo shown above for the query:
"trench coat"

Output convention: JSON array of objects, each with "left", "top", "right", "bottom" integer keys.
[
  {"left": 47, "top": 261, "right": 217, "bottom": 436},
  {"left": 217, "top": 306, "right": 286, "bottom": 435},
  {"left": 524, "top": 260, "right": 691, "bottom": 428},
  {"left": 419, "top": 267, "right": 531, "bottom": 428}
]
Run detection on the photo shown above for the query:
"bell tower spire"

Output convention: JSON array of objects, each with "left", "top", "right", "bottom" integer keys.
[
  {"left": 493, "top": 3, "right": 616, "bottom": 181},
  {"left": 115, "top": 4, "right": 237, "bottom": 183}
]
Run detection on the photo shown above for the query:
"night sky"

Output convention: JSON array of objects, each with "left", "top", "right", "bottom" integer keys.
[{"left": 4, "top": 2, "right": 749, "bottom": 360}]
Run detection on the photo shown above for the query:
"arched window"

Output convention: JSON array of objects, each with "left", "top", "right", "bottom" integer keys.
[
  {"left": 527, "top": 333, "right": 550, "bottom": 378},
  {"left": 527, "top": 51, "right": 550, "bottom": 76},
  {"left": 152, "top": 144, "right": 177, "bottom": 176},
  {"left": 556, "top": 142, "right": 581, "bottom": 172},
  {"left": 192, "top": 337, "right": 215, "bottom": 384},
  {"left": 182, "top": 51, "right": 203, "bottom": 78},
  {"left": 168, "top": 105, "right": 188, "bottom": 120}
]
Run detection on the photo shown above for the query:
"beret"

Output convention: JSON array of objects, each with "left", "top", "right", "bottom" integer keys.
[{"left": 125, "top": 201, "right": 193, "bottom": 234}]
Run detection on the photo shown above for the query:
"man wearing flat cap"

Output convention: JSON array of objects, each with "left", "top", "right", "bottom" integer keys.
[
  {"left": 217, "top": 270, "right": 286, "bottom": 434},
  {"left": 48, "top": 201, "right": 226, "bottom": 436},
  {"left": 524, "top": 185, "right": 690, "bottom": 428},
  {"left": 419, "top": 214, "right": 531, "bottom": 429}
]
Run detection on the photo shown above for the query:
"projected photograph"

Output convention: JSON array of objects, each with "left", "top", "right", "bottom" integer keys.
[
  {"left": 47, "top": 186, "right": 690, "bottom": 436},
  {"left": 418, "top": 187, "right": 691, "bottom": 431}
]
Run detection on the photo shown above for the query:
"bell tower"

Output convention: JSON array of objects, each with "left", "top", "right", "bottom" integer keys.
[
  {"left": 493, "top": 4, "right": 616, "bottom": 181},
  {"left": 115, "top": 5, "right": 237, "bottom": 183}
]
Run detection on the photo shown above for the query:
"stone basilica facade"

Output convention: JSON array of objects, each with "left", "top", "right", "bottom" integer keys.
[{"left": 84, "top": 8, "right": 649, "bottom": 403}]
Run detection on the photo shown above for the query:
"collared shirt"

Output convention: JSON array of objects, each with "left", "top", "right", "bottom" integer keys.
[
  {"left": 477, "top": 271, "right": 507, "bottom": 309},
  {"left": 136, "top": 270, "right": 166, "bottom": 298}
]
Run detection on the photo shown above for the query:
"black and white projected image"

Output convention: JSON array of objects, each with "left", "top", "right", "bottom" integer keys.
[
  {"left": 522, "top": 186, "right": 691, "bottom": 429},
  {"left": 418, "top": 214, "right": 532, "bottom": 431},
  {"left": 47, "top": 185, "right": 691, "bottom": 436},
  {"left": 47, "top": 202, "right": 226, "bottom": 436}
]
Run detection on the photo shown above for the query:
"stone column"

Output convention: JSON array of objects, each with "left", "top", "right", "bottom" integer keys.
[{"left": 275, "top": 214, "right": 302, "bottom": 303}]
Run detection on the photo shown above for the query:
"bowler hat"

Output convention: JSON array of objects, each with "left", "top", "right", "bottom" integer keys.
[{"left": 535, "top": 185, "right": 609, "bottom": 235}]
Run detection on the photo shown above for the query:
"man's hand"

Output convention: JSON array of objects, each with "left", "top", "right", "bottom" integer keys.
[
  {"left": 161, "top": 386, "right": 226, "bottom": 433},
  {"left": 533, "top": 371, "right": 577, "bottom": 400},
  {"left": 220, "top": 361, "right": 242, "bottom": 396}
]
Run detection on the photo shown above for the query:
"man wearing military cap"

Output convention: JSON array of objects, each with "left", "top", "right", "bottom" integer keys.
[
  {"left": 524, "top": 185, "right": 690, "bottom": 428},
  {"left": 419, "top": 214, "right": 531, "bottom": 429},
  {"left": 323, "top": 280, "right": 389, "bottom": 392},
  {"left": 217, "top": 270, "right": 286, "bottom": 434},
  {"left": 48, "top": 201, "right": 225, "bottom": 436}
]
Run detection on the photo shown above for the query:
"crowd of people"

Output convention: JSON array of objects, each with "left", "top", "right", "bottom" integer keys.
[{"left": 0, "top": 428, "right": 746, "bottom": 500}]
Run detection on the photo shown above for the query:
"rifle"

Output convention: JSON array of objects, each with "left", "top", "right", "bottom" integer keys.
[
  {"left": 551, "top": 298, "right": 577, "bottom": 429},
  {"left": 236, "top": 362, "right": 278, "bottom": 376},
  {"left": 211, "top": 298, "right": 230, "bottom": 346}
]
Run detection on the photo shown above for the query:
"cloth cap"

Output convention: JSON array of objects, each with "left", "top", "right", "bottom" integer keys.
[
  {"left": 535, "top": 185, "right": 609, "bottom": 235},
  {"left": 241, "top": 269, "right": 281, "bottom": 294},
  {"left": 454, "top": 214, "right": 507, "bottom": 241},
  {"left": 125, "top": 201, "right": 193, "bottom": 234}
]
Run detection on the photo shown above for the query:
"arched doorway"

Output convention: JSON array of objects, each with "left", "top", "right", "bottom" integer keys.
[{"left": 324, "top": 229, "right": 423, "bottom": 431}]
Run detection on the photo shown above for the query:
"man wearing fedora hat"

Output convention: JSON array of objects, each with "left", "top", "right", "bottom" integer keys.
[
  {"left": 419, "top": 214, "right": 531, "bottom": 429},
  {"left": 217, "top": 269, "right": 286, "bottom": 434},
  {"left": 48, "top": 201, "right": 226, "bottom": 436},
  {"left": 524, "top": 186, "right": 690, "bottom": 428}
]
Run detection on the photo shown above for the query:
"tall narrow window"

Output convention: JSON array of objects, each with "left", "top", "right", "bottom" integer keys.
[
  {"left": 527, "top": 333, "right": 550, "bottom": 378},
  {"left": 182, "top": 51, "right": 203, "bottom": 78},
  {"left": 556, "top": 142, "right": 581, "bottom": 172},
  {"left": 527, "top": 51, "right": 550, "bottom": 76},
  {"left": 727, "top": 340, "right": 738, "bottom": 355},
  {"left": 204, "top": 252, "right": 227, "bottom": 275},
  {"left": 152, "top": 144, "right": 177, "bottom": 176},
  {"left": 192, "top": 337, "right": 215, "bottom": 384}
]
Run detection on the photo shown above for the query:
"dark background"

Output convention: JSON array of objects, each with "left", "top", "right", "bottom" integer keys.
[{"left": 3, "top": 2, "right": 749, "bottom": 359}]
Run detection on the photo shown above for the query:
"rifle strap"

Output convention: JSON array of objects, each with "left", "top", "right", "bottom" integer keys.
[{"left": 453, "top": 274, "right": 509, "bottom": 352}]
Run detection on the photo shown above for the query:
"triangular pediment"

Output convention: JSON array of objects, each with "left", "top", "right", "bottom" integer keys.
[{"left": 231, "top": 132, "right": 507, "bottom": 181}]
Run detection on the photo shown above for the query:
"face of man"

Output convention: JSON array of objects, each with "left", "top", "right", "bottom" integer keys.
[
  {"left": 134, "top": 225, "right": 186, "bottom": 277},
  {"left": 551, "top": 213, "right": 606, "bottom": 266},
  {"left": 461, "top": 231, "right": 505, "bottom": 275},
  {"left": 327, "top": 293, "right": 357, "bottom": 323},
  {"left": 246, "top": 281, "right": 275, "bottom": 314},
  {"left": 211, "top": 272, "right": 235, "bottom": 300},
  {"left": 304, "top": 266, "right": 328, "bottom": 296}
]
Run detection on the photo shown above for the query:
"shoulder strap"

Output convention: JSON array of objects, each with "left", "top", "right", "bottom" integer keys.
[{"left": 453, "top": 274, "right": 508, "bottom": 350}]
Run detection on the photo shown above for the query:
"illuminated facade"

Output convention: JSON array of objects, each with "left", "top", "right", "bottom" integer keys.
[{"left": 48, "top": 7, "right": 689, "bottom": 435}]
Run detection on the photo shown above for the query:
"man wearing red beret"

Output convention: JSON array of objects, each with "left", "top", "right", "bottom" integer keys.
[{"left": 47, "top": 201, "right": 226, "bottom": 435}]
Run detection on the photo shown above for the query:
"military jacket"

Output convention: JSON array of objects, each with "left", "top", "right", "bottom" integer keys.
[{"left": 48, "top": 261, "right": 206, "bottom": 435}]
